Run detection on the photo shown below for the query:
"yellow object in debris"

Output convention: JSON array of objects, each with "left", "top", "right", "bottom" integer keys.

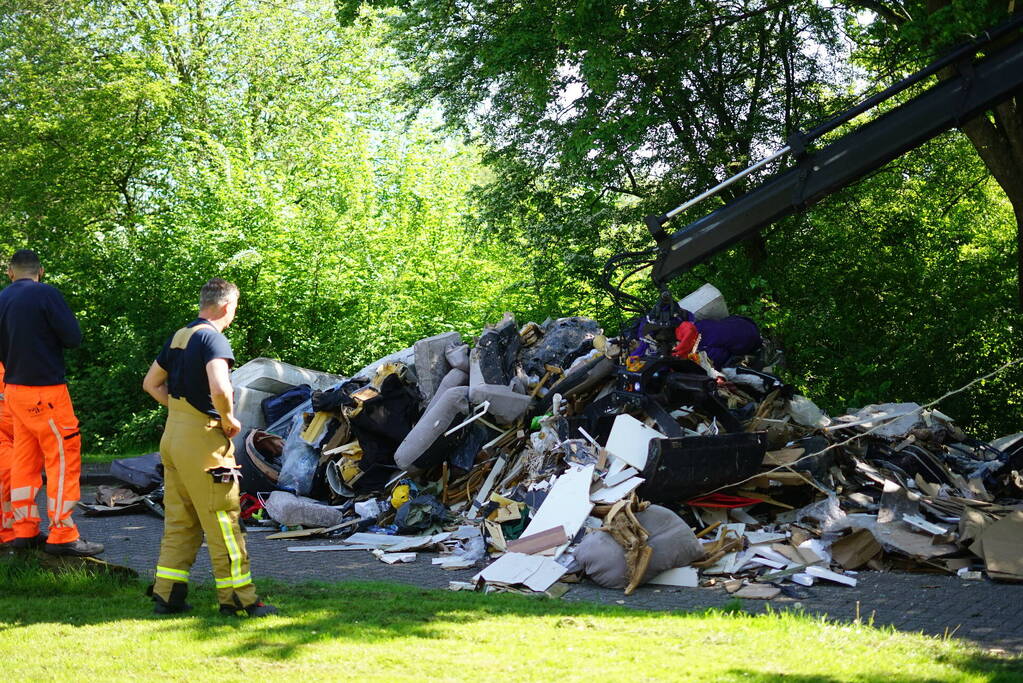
[
  {"left": 625, "top": 356, "right": 646, "bottom": 372},
  {"left": 300, "top": 411, "right": 332, "bottom": 445},
  {"left": 390, "top": 483, "right": 412, "bottom": 509},
  {"left": 371, "top": 362, "right": 408, "bottom": 388},
  {"left": 339, "top": 456, "right": 363, "bottom": 485}
]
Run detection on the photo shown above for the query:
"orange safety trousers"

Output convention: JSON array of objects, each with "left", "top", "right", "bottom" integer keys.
[
  {"left": 0, "top": 372, "right": 13, "bottom": 543},
  {"left": 6, "top": 384, "right": 82, "bottom": 544}
]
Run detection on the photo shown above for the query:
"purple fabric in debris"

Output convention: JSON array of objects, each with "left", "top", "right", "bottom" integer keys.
[{"left": 695, "top": 315, "right": 762, "bottom": 368}]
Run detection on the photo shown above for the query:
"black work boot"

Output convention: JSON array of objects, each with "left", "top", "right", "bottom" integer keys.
[
  {"left": 149, "top": 583, "right": 193, "bottom": 615},
  {"left": 220, "top": 599, "right": 279, "bottom": 618},
  {"left": 44, "top": 538, "right": 104, "bottom": 557},
  {"left": 12, "top": 533, "right": 48, "bottom": 550}
]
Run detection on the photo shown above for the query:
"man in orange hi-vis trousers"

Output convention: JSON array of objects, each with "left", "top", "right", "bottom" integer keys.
[
  {"left": 0, "top": 250, "right": 103, "bottom": 556},
  {"left": 0, "top": 361, "right": 13, "bottom": 546}
]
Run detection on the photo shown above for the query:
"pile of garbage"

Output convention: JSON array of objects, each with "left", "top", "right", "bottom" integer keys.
[{"left": 106, "top": 283, "right": 1023, "bottom": 598}]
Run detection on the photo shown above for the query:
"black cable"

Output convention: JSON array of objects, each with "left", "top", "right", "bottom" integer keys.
[{"left": 600, "top": 247, "right": 657, "bottom": 315}]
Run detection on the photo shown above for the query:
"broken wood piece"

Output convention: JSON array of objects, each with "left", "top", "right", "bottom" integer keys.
[
  {"left": 604, "top": 414, "right": 662, "bottom": 470},
  {"left": 266, "top": 518, "right": 359, "bottom": 540},
  {"left": 506, "top": 526, "right": 568, "bottom": 555},
  {"left": 805, "top": 565, "right": 857, "bottom": 586},
  {"left": 762, "top": 448, "right": 802, "bottom": 467},
  {"left": 483, "top": 519, "right": 507, "bottom": 552},
  {"left": 757, "top": 564, "right": 810, "bottom": 583},
  {"left": 831, "top": 528, "right": 881, "bottom": 570},
  {"left": 372, "top": 550, "right": 417, "bottom": 564},
  {"left": 695, "top": 521, "right": 721, "bottom": 539},
  {"left": 734, "top": 583, "right": 781, "bottom": 600},
  {"left": 468, "top": 455, "right": 508, "bottom": 519},
  {"left": 733, "top": 490, "right": 794, "bottom": 509},
  {"left": 747, "top": 471, "right": 811, "bottom": 487},
  {"left": 903, "top": 514, "right": 950, "bottom": 536},
  {"left": 474, "top": 552, "right": 567, "bottom": 592},
  {"left": 590, "top": 476, "right": 644, "bottom": 504},
  {"left": 521, "top": 464, "right": 595, "bottom": 540}
]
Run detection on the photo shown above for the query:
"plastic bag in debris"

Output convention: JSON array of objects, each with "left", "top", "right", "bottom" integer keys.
[
  {"left": 574, "top": 506, "right": 704, "bottom": 590},
  {"left": 263, "top": 490, "right": 345, "bottom": 528},
  {"left": 449, "top": 525, "right": 487, "bottom": 564},
  {"left": 395, "top": 494, "right": 447, "bottom": 534},
  {"left": 354, "top": 498, "right": 388, "bottom": 520},
  {"left": 839, "top": 402, "right": 923, "bottom": 439},
  {"left": 788, "top": 394, "right": 831, "bottom": 428},
  {"left": 278, "top": 410, "right": 319, "bottom": 496},
  {"left": 519, "top": 317, "right": 602, "bottom": 377},
  {"left": 793, "top": 494, "right": 847, "bottom": 533}
]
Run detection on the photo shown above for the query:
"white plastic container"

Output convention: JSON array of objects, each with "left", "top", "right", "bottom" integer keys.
[{"left": 678, "top": 283, "right": 729, "bottom": 320}]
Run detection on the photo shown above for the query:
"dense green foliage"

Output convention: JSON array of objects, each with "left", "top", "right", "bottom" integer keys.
[
  {"left": 0, "top": 1, "right": 1021, "bottom": 448},
  {"left": 0, "top": 1, "right": 539, "bottom": 448}
]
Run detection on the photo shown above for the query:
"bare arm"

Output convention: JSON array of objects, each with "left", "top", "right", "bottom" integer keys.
[
  {"left": 206, "top": 357, "right": 241, "bottom": 438},
  {"left": 142, "top": 361, "right": 169, "bottom": 407}
]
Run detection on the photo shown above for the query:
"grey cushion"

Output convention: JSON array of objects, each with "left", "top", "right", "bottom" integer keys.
[{"left": 574, "top": 505, "right": 704, "bottom": 589}]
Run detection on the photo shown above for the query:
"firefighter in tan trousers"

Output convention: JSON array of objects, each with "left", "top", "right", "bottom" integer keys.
[{"left": 142, "top": 278, "right": 277, "bottom": 617}]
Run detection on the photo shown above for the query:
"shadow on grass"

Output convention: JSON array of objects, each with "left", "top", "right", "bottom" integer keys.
[{"left": 1, "top": 550, "right": 1021, "bottom": 681}]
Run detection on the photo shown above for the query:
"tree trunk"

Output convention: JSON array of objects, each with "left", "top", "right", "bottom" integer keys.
[
  {"left": 922, "top": 1, "right": 1023, "bottom": 308},
  {"left": 958, "top": 100, "right": 1023, "bottom": 308}
]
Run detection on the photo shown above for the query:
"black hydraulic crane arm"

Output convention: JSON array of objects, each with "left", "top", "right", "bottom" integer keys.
[{"left": 647, "top": 17, "right": 1023, "bottom": 288}]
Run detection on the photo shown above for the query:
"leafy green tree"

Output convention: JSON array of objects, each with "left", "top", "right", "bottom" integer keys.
[
  {"left": 0, "top": 1, "right": 538, "bottom": 448},
  {"left": 843, "top": 0, "right": 1023, "bottom": 305}
]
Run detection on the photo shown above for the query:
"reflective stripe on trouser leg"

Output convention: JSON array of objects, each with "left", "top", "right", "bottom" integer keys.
[
  {"left": 6, "top": 388, "right": 44, "bottom": 539},
  {"left": 10, "top": 485, "right": 40, "bottom": 530},
  {"left": 155, "top": 566, "right": 190, "bottom": 582},
  {"left": 46, "top": 419, "right": 73, "bottom": 529},
  {"left": 0, "top": 401, "right": 12, "bottom": 542},
  {"left": 214, "top": 511, "right": 252, "bottom": 589}
]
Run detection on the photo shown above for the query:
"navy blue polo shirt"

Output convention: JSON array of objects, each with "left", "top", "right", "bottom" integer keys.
[
  {"left": 0, "top": 279, "right": 82, "bottom": 386},
  {"left": 156, "top": 319, "right": 235, "bottom": 417}
]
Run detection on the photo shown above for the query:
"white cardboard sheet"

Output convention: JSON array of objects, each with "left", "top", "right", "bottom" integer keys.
[
  {"left": 589, "top": 476, "right": 644, "bottom": 504},
  {"left": 474, "top": 552, "right": 568, "bottom": 592},
  {"left": 647, "top": 566, "right": 700, "bottom": 587},
  {"left": 604, "top": 414, "right": 663, "bottom": 471},
  {"left": 522, "top": 465, "right": 594, "bottom": 540}
]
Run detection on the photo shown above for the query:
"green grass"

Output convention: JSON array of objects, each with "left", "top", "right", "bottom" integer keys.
[
  {"left": 0, "top": 553, "right": 1020, "bottom": 682},
  {"left": 81, "top": 446, "right": 157, "bottom": 465}
]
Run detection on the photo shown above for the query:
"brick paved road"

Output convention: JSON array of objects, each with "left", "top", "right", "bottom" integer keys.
[{"left": 71, "top": 490, "right": 1023, "bottom": 655}]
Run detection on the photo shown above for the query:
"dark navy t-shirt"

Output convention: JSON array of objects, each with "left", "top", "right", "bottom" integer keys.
[
  {"left": 156, "top": 319, "right": 235, "bottom": 417},
  {"left": 0, "top": 279, "right": 82, "bottom": 385}
]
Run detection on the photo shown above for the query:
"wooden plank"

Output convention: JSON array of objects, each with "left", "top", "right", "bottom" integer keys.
[
  {"left": 506, "top": 526, "right": 568, "bottom": 555},
  {"left": 266, "top": 518, "right": 359, "bottom": 540}
]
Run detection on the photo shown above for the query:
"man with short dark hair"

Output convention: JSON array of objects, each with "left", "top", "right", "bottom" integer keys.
[
  {"left": 142, "top": 278, "right": 277, "bottom": 617},
  {"left": 0, "top": 249, "right": 103, "bottom": 556}
]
